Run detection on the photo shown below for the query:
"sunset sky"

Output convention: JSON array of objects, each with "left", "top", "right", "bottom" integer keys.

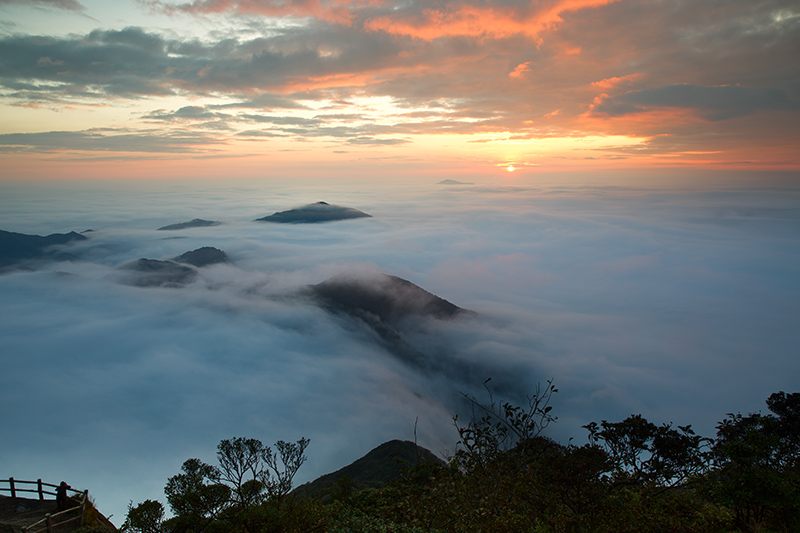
[
  {"left": 2, "top": 0, "right": 800, "bottom": 524},
  {"left": 1, "top": 0, "right": 798, "bottom": 179}
]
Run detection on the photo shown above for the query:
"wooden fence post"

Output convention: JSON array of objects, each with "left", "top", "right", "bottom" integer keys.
[
  {"left": 80, "top": 490, "right": 88, "bottom": 526},
  {"left": 45, "top": 513, "right": 52, "bottom": 533},
  {"left": 9, "top": 477, "right": 15, "bottom": 498},
  {"left": 38, "top": 479, "right": 44, "bottom": 500}
]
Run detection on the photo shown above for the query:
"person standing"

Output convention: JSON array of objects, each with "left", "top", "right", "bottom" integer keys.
[{"left": 56, "top": 481, "right": 70, "bottom": 511}]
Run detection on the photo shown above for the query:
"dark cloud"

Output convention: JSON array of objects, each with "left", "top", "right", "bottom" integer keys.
[
  {"left": 592, "top": 84, "right": 798, "bottom": 120},
  {"left": 235, "top": 129, "right": 286, "bottom": 137},
  {"left": 212, "top": 94, "right": 306, "bottom": 110},
  {"left": 346, "top": 136, "right": 410, "bottom": 145},
  {"left": 0, "top": 0, "right": 85, "bottom": 11},
  {"left": 0, "top": 129, "right": 223, "bottom": 153},
  {"left": 0, "top": 23, "right": 405, "bottom": 103},
  {"left": 144, "top": 106, "right": 227, "bottom": 121},
  {"left": 0, "top": 28, "right": 174, "bottom": 100},
  {"left": 239, "top": 114, "right": 322, "bottom": 126},
  {"left": 143, "top": 0, "right": 383, "bottom": 25}
]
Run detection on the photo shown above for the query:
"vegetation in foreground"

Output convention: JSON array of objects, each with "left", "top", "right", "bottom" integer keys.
[{"left": 121, "top": 382, "right": 799, "bottom": 533}]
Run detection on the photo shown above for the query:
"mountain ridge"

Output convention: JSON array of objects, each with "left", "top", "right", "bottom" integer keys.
[
  {"left": 306, "top": 271, "right": 472, "bottom": 371},
  {"left": 256, "top": 201, "right": 371, "bottom": 223},
  {"left": 293, "top": 439, "right": 444, "bottom": 502},
  {"left": 157, "top": 219, "right": 221, "bottom": 231},
  {"left": 0, "top": 229, "right": 87, "bottom": 268}
]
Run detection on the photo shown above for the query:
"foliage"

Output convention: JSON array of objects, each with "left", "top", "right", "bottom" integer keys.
[
  {"left": 122, "top": 387, "right": 799, "bottom": 533},
  {"left": 264, "top": 437, "right": 311, "bottom": 501},
  {"left": 80, "top": 495, "right": 107, "bottom": 530},
  {"left": 121, "top": 499, "right": 164, "bottom": 533},
  {"left": 163, "top": 458, "right": 230, "bottom": 533},
  {"left": 703, "top": 391, "right": 800, "bottom": 532},
  {"left": 216, "top": 437, "right": 268, "bottom": 506},
  {"left": 451, "top": 378, "right": 557, "bottom": 473},
  {"left": 584, "top": 414, "right": 711, "bottom": 488},
  {"left": 125, "top": 436, "right": 310, "bottom": 533}
]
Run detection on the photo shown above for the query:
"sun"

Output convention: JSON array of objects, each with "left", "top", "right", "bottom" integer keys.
[{"left": 507, "top": 165, "right": 516, "bottom": 172}]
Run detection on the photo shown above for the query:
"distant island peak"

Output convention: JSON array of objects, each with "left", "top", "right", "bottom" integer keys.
[
  {"left": 256, "top": 202, "right": 371, "bottom": 224},
  {"left": 157, "top": 219, "right": 221, "bottom": 231}
]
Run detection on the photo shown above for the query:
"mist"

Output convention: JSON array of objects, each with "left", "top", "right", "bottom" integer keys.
[{"left": 1, "top": 172, "right": 798, "bottom": 525}]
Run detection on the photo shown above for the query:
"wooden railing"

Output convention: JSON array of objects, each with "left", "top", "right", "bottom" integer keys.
[{"left": 0, "top": 478, "right": 88, "bottom": 533}]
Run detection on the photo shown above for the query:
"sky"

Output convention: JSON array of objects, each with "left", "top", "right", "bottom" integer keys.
[
  {"left": 0, "top": 0, "right": 798, "bottom": 177},
  {"left": 0, "top": 0, "right": 799, "bottom": 527}
]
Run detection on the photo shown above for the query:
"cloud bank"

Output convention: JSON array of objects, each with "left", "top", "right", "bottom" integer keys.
[{"left": 1, "top": 174, "right": 798, "bottom": 523}]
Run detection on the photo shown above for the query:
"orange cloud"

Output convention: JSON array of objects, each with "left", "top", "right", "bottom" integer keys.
[
  {"left": 155, "top": 0, "right": 386, "bottom": 25},
  {"left": 509, "top": 62, "right": 532, "bottom": 79},
  {"left": 365, "top": 0, "right": 620, "bottom": 41},
  {"left": 280, "top": 71, "right": 375, "bottom": 92},
  {"left": 592, "top": 73, "right": 646, "bottom": 89}
]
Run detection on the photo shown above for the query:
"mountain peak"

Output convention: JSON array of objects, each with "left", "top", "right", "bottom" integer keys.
[
  {"left": 293, "top": 440, "right": 444, "bottom": 501},
  {"left": 157, "top": 219, "right": 221, "bottom": 231},
  {"left": 255, "top": 202, "right": 371, "bottom": 224},
  {"left": 173, "top": 247, "right": 229, "bottom": 267},
  {"left": 311, "top": 272, "right": 464, "bottom": 323},
  {"left": 0, "top": 229, "right": 87, "bottom": 268}
]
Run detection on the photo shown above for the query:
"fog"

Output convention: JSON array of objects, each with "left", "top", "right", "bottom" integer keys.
[{"left": 1, "top": 172, "right": 799, "bottom": 524}]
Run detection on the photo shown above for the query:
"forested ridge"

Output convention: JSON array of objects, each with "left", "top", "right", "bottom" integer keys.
[{"left": 117, "top": 383, "right": 799, "bottom": 533}]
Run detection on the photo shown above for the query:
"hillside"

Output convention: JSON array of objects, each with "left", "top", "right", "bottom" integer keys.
[
  {"left": 0, "top": 494, "right": 116, "bottom": 533},
  {"left": 0, "top": 229, "right": 87, "bottom": 269},
  {"left": 307, "top": 272, "right": 471, "bottom": 370},
  {"left": 310, "top": 273, "right": 464, "bottom": 324},
  {"left": 255, "top": 202, "right": 371, "bottom": 223},
  {"left": 292, "top": 440, "right": 444, "bottom": 501}
]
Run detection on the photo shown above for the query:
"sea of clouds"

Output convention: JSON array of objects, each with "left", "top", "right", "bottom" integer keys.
[{"left": 1, "top": 171, "right": 799, "bottom": 524}]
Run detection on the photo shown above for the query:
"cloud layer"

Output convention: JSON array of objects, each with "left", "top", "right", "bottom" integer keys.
[{"left": 1, "top": 174, "right": 798, "bottom": 523}]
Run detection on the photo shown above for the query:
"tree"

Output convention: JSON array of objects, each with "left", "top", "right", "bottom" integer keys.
[
  {"left": 452, "top": 378, "right": 558, "bottom": 472},
  {"left": 121, "top": 499, "right": 164, "bottom": 533},
  {"left": 766, "top": 391, "right": 800, "bottom": 472},
  {"left": 151, "top": 436, "right": 311, "bottom": 533},
  {"left": 710, "top": 391, "right": 800, "bottom": 531},
  {"left": 216, "top": 437, "right": 268, "bottom": 506},
  {"left": 213, "top": 436, "right": 311, "bottom": 505},
  {"left": 163, "top": 458, "right": 231, "bottom": 533},
  {"left": 263, "top": 438, "right": 311, "bottom": 500},
  {"left": 584, "top": 414, "right": 711, "bottom": 489}
]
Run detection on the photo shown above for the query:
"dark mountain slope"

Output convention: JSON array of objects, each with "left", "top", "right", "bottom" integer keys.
[
  {"left": 293, "top": 440, "right": 444, "bottom": 501},
  {"left": 157, "top": 219, "right": 221, "bottom": 231},
  {"left": 310, "top": 273, "right": 464, "bottom": 325},
  {"left": 307, "top": 272, "right": 470, "bottom": 370},
  {"left": 255, "top": 201, "right": 371, "bottom": 223},
  {"left": 173, "top": 247, "right": 229, "bottom": 267},
  {"left": 0, "top": 229, "right": 87, "bottom": 269},
  {"left": 117, "top": 258, "right": 197, "bottom": 287}
]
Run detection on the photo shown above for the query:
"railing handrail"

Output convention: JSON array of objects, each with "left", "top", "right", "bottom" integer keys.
[
  {"left": 0, "top": 477, "right": 84, "bottom": 500},
  {"left": 0, "top": 478, "right": 88, "bottom": 533},
  {"left": 20, "top": 490, "right": 88, "bottom": 533}
]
